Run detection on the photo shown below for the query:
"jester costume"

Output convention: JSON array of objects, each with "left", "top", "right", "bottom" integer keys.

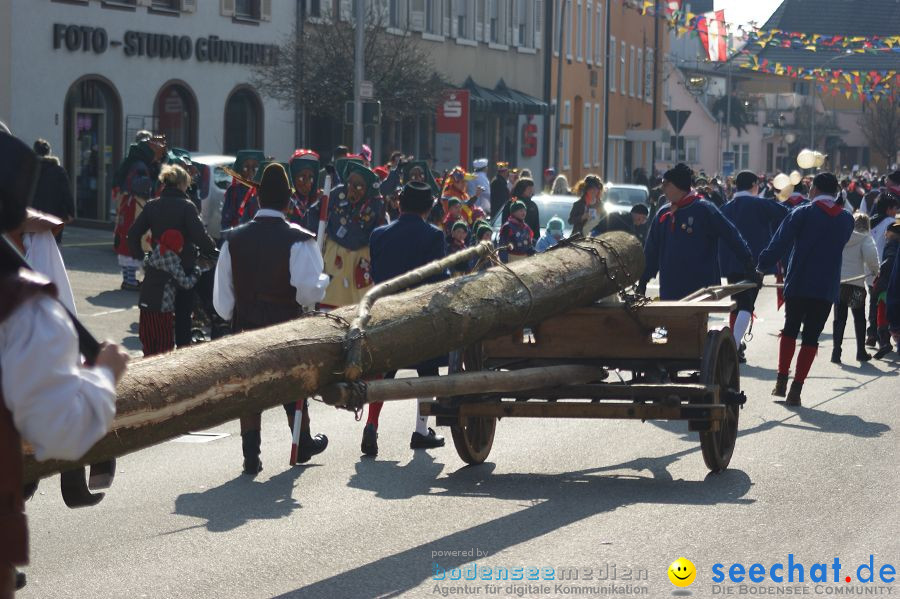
[
  {"left": 440, "top": 167, "right": 485, "bottom": 227},
  {"left": 288, "top": 150, "right": 324, "bottom": 233},
  {"left": 220, "top": 150, "right": 265, "bottom": 233},
  {"left": 321, "top": 161, "right": 386, "bottom": 308},
  {"left": 113, "top": 140, "right": 161, "bottom": 289}
]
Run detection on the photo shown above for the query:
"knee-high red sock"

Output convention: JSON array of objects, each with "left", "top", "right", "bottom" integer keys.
[
  {"left": 778, "top": 335, "right": 797, "bottom": 376},
  {"left": 794, "top": 345, "right": 818, "bottom": 383},
  {"left": 729, "top": 312, "right": 737, "bottom": 331},
  {"left": 877, "top": 300, "right": 888, "bottom": 327},
  {"left": 367, "top": 401, "right": 383, "bottom": 428}
]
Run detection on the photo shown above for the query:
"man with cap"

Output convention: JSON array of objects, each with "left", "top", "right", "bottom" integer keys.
[
  {"left": 639, "top": 163, "right": 756, "bottom": 301},
  {"left": 490, "top": 162, "right": 511, "bottom": 218},
  {"left": 220, "top": 150, "right": 265, "bottom": 233},
  {"left": 535, "top": 216, "right": 565, "bottom": 252},
  {"left": 599, "top": 204, "right": 651, "bottom": 245},
  {"left": 1, "top": 131, "right": 129, "bottom": 594},
  {"left": 213, "top": 163, "right": 330, "bottom": 474},
  {"left": 719, "top": 171, "right": 790, "bottom": 360},
  {"left": 468, "top": 158, "right": 491, "bottom": 215},
  {"left": 758, "top": 172, "right": 853, "bottom": 406},
  {"left": 362, "top": 181, "right": 448, "bottom": 456}
]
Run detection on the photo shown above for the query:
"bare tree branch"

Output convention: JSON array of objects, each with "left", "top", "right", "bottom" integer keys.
[{"left": 859, "top": 98, "right": 900, "bottom": 166}]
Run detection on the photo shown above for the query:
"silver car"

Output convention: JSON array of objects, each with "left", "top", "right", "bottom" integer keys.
[{"left": 191, "top": 153, "right": 235, "bottom": 241}]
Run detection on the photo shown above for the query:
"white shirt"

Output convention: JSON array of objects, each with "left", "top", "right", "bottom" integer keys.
[
  {"left": 213, "top": 209, "right": 330, "bottom": 320},
  {"left": 0, "top": 295, "right": 117, "bottom": 461},
  {"left": 23, "top": 230, "right": 77, "bottom": 315}
]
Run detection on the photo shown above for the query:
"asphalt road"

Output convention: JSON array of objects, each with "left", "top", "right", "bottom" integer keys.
[{"left": 19, "top": 226, "right": 900, "bottom": 598}]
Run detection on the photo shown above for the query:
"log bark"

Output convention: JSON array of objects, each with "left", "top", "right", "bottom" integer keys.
[{"left": 23, "top": 232, "right": 644, "bottom": 482}]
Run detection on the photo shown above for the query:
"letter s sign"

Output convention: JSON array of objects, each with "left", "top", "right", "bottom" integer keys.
[
  {"left": 522, "top": 122, "right": 538, "bottom": 158},
  {"left": 443, "top": 99, "right": 462, "bottom": 119}
]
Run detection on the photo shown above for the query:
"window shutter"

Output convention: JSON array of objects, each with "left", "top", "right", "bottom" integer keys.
[
  {"left": 585, "top": 2, "right": 592, "bottom": 63},
  {"left": 410, "top": 0, "right": 425, "bottom": 31},
  {"left": 442, "top": 0, "right": 451, "bottom": 36},
  {"left": 181, "top": 0, "right": 196, "bottom": 12},
  {"left": 645, "top": 48, "right": 654, "bottom": 103},
  {"left": 221, "top": 0, "right": 235, "bottom": 17},
  {"left": 260, "top": 0, "right": 272, "bottom": 21},
  {"left": 511, "top": 0, "right": 519, "bottom": 45},
  {"left": 450, "top": 0, "right": 458, "bottom": 37},
  {"left": 474, "top": 0, "right": 483, "bottom": 40},
  {"left": 534, "top": 0, "right": 541, "bottom": 49},
  {"left": 340, "top": 0, "right": 354, "bottom": 21}
]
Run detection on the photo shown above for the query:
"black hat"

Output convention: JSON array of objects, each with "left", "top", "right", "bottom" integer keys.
[
  {"left": 258, "top": 163, "right": 292, "bottom": 209},
  {"left": 663, "top": 163, "right": 693, "bottom": 192},
  {"left": 812, "top": 172, "right": 839, "bottom": 196},
  {"left": 734, "top": 170, "right": 759, "bottom": 191},
  {"left": 631, "top": 204, "right": 650, "bottom": 216},
  {"left": 399, "top": 181, "right": 434, "bottom": 214},
  {"left": 0, "top": 132, "right": 40, "bottom": 233},
  {"left": 887, "top": 170, "right": 900, "bottom": 186}
]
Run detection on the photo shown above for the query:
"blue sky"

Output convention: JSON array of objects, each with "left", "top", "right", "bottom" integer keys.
[{"left": 714, "top": 0, "right": 782, "bottom": 27}]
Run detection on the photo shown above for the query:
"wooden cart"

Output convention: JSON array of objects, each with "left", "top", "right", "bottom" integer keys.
[{"left": 419, "top": 289, "right": 747, "bottom": 473}]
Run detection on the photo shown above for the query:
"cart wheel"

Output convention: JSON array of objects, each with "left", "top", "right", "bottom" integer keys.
[
  {"left": 449, "top": 344, "right": 497, "bottom": 465},
  {"left": 698, "top": 328, "right": 741, "bottom": 473}
]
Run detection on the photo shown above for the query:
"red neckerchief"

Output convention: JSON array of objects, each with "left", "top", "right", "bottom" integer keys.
[
  {"left": 888, "top": 183, "right": 900, "bottom": 196},
  {"left": 659, "top": 191, "right": 702, "bottom": 230},
  {"left": 785, "top": 194, "right": 805, "bottom": 206},
  {"left": 811, "top": 195, "right": 843, "bottom": 217},
  {"left": 236, "top": 184, "right": 256, "bottom": 217}
]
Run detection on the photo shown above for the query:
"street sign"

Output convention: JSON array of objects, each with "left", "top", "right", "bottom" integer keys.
[
  {"left": 665, "top": 110, "right": 691, "bottom": 134},
  {"left": 360, "top": 80, "right": 374, "bottom": 100}
]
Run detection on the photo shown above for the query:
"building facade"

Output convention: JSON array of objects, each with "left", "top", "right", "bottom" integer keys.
[{"left": 0, "top": 0, "right": 295, "bottom": 223}]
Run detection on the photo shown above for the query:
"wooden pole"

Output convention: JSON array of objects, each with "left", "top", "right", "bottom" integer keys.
[{"left": 23, "top": 233, "right": 644, "bottom": 483}]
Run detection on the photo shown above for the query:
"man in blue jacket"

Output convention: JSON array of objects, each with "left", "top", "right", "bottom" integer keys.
[
  {"left": 639, "top": 163, "right": 756, "bottom": 301},
  {"left": 363, "top": 182, "right": 448, "bottom": 456},
  {"left": 758, "top": 172, "right": 854, "bottom": 406},
  {"left": 719, "top": 171, "right": 790, "bottom": 360}
]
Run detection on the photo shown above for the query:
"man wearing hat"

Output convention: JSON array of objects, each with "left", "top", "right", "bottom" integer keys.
[
  {"left": 213, "top": 163, "right": 330, "bottom": 474},
  {"left": 468, "top": 158, "right": 491, "bottom": 215},
  {"left": 639, "top": 163, "right": 755, "bottom": 301},
  {"left": 220, "top": 150, "right": 265, "bottom": 233},
  {"left": 288, "top": 150, "right": 324, "bottom": 232},
  {"left": 758, "top": 172, "right": 854, "bottom": 405},
  {"left": 362, "top": 181, "right": 448, "bottom": 456},
  {"left": 490, "top": 162, "right": 511, "bottom": 218},
  {"left": 535, "top": 216, "right": 565, "bottom": 252},
  {"left": 719, "top": 171, "right": 790, "bottom": 359},
  {"left": 600, "top": 204, "right": 651, "bottom": 245}
]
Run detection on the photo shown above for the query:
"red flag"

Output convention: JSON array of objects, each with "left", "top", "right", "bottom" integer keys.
[{"left": 697, "top": 10, "right": 728, "bottom": 62}]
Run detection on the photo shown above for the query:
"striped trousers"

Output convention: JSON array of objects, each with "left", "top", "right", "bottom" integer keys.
[{"left": 139, "top": 309, "right": 175, "bottom": 357}]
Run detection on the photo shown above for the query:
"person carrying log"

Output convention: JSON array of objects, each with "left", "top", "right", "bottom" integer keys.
[
  {"left": 1, "top": 131, "right": 129, "bottom": 597},
  {"left": 638, "top": 163, "right": 757, "bottom": 301},
  {"left": 758, "top": 172, "right": 854, "bottom": 406},
  {"left": 361, "top": 181, "right": 449, "bottom": 456},
  {"left": 213, "top": 163, "right": 330, "bottom": 475}
]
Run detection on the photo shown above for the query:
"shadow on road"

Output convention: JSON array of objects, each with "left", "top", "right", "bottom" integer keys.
[
  {"left": 171, "top": 466, "right": 311, "bottom": 533},
  {"left": 270, "top": 454, "right": 752, "bottom": 598},
  {"left": 86, "top": 289, "right": 137, "bottom": 309}
]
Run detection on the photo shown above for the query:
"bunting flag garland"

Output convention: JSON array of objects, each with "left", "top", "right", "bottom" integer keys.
[
  {"left": 697, "top": 10, "right": 728, "bottom": 62},
  {"left": 740, "top": 55, "right": 898, "bottom": 100}
]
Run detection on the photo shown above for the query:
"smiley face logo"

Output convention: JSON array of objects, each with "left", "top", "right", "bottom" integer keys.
[{"left": 668, "top": 557, "right": 696, "bottom": 587}]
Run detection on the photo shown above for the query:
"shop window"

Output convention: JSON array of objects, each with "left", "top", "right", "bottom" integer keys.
[
  {"left": 235, "top": 0, "right": 260, "bottom": 19},
  {"left": 64, "top": 76, "right": 122, "bottom": 222},
  {"left": 155, "top": 82, "right": 198, "bottom": 151},
  {"left": 224, "top": 87, "right": 264, "bottom": 154}
]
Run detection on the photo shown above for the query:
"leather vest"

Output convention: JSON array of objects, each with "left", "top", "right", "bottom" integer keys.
[
  {"left": 228, "top": 217, "right": 312, "bottom": 332},
  {"left": 0, "top": 269, "right": 57, "bottom": 565}
]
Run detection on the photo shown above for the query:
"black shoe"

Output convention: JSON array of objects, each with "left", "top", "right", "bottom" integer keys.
[
  {"left": 830, "top": 350, "right": 841, "bottom": 364},
  {"left": 296, "top": 433, "right": 328, "bottom": 464},
  {"left": 361, "top": 423, "right": 378, "bottom": 456},
  {"left": 865, "top": 335, "right": 877, "bottom": 348},
  {"left": 738, "top": 342, "right": 747, "bottom": 364},
  {"left": 786, "top": 381, "right": 803, "bottom": 406},
  {"left": 120, "top": 281, "right": 140, "bottom": 291},
  {"left": 15, "top": 569, "right": 25, "bottom": 590},
  {"left": 410, "top": 428, "right": 445, "bottom": 449},
  {"left": 772, "top": 373, "right": 789, "bottom": 398},
  {"left": 856, "top": 351, "right": 872, "bottom": 362},
  {"left": 242, "top": 456, "right": 263, "bottom": 475},
  {"left": 873, "top": 345, "right": 893, "bottom": 360}
]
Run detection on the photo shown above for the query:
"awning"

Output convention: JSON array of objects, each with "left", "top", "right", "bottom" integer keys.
[{"left": 462, "top": 77, "right": 550, "bottom": 115}]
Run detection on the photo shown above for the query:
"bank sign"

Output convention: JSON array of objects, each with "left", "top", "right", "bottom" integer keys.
[{"left": 52, "top": 23, "right": 277, "bottom": 66}]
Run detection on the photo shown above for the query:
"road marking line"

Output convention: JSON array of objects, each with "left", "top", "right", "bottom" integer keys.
[
  {"left": 85, "top": 307, "right": 137, "bottom": 317},
  {"left": 62, "top": 242, "right": 114, "bottom": 247}
]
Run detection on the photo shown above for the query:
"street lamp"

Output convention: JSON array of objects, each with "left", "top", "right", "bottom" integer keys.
[{"left": 809, "top": 50, "right": 853, "bottom": 151}]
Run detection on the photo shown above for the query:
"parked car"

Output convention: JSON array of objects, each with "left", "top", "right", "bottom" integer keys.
[
  {"left": 489, "top": 193, "right": 578, "bottom": 239},
  {"left": 191, "top": 154, "right": 234, "bottom": 241},
  {"left": 602, "top": 183, "right": 651, "bottom": 216}
]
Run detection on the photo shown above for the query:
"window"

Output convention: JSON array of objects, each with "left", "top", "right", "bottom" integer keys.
[
  {"left": 455, "top": 0, "right": 469, "bottom": 38},
  {"left": 594, "top": 104, "right": 601, "bottom": 166},
  {"left": 552, "top": 0, "right": 559, "bottom": 55},
  {"left": 489, "top": 0, "right": 501, "bottom": 42},
  {"left": 224, "top": 87, "right": 263, "bottom": 155},
  {"left": 636, "top": 48, "right": 643, "bottom": 99},
  {"left": 425, "top": 0, "right": 438, "bottom": 33},
  {"left": 308, "top": 0, "right": 322, "bottom": 18},
  {"left": 389, "top": 0, "right": 402, "bottom": 28},
  {"left": 586, "top": 2, "right": 593, "bottom": 64},
  {"left": 563, "top": 100, "right": 571, "bottom": 169},
  {"left": 732, "top": 143, "right": 750, "bottom": 170},
  {"left": 235, "top": 0, "right": 259, "bottom": 19},
  {"left": 644, "top": 48, "right": 654, "bottom": 103},
  {"left": 620, "top": 40, "right": 626, "bottom": 95},
  {"left": 609, "top": 36, "right": 616, "bottom": 90},
  {"left": 566, "top": 1, "right": 573, "bottom": 58},
  {"left": 151, "top": 0, "right": 179, "bottom": 9},
  {"left": 630, "top": 46, "right": 636, "bottom": 97},
  {"left": 685, "top": 138, "right": 699, "bottom": 164},
  {"left": 516, "top": 0, "right": 529, "bottom": 46},
  {"left": 583, "top": 103, "right": 592, "bottom": 168},
  {"left": 155, "top": 82, "right": 198, "bottom": 150},
  {"left": 475, "top": 0, "right": 485, "bottom": 41},
  {"left": 595, "top": 2, "right": 603, "bottom": 64},
  {"left": 575, "top": 0, "right": 582, "bottom": 60}
]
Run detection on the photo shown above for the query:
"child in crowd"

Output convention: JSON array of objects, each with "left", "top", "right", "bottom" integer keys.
[
  {"left": 499, "top": 200, "right": 535, "bottom": 263},
  {"left": 447, "top": 220, "right": 470, "bottom": 275},
  {"left": 442, "top": 198, "right": 463, "bottom": 237},
  {"left": 138, "top": 229, "right": 200, "bottom": 356},
  {"left": 535, "top": 216, "right": 565, "bottom": 252}
]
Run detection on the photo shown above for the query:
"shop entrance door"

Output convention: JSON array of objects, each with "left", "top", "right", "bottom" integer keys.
[{"left": 72, "top": 108, "right": 107, "bottom": 221}]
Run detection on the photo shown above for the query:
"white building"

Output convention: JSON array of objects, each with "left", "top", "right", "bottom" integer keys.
[{"left": 0, "top": 0, "right": 296, "bottom": 223}]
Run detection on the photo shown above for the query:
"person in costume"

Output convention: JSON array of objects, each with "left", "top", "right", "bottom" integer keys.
[
  {"left": 288, "top": 150, "right": 324, "bottom": 232},
  {"left": 213, "top": 163, "right": 330, "bottom": 474},
  {"left": 535, "top": 216, "right": 565, "bottom": 253},
  {"left": 639, "top": 163, "right": 756, "bottom": 301},
  {"left": 758, "top": 172, "right": 854, "bottom": 406},
  {"left": 718, "top": 171, "right": 790, "bottom": 361},
  {"left": 362, "top": 182, "right": 448, "bottom": 456},
  {"left": 499, "top": 200, "right": 535, "bottom": 263},
  {"left": 467, "top": 158, "right": 491, "bottom": 214},
  {"left": 832, "top": 213, "right": 879, "bottom": 364},
  {"left": 441, "top": 167, "right": 485, "bottom": 226},
  {"left": 442, "top": 198, "right": 464, "bottom": 238},
  {"left": 490, "top": 162, "right": 511, "bottom": 218},
  {"left": 113, "top": 137, "right": 166, "bottom": 290},
  {"left": 0, "top": 131, "right": 129, "bottom": 595},
  {"left": 872, "top": 221, "right": 900, "bottom": 359},
  {"left": 321, "top": 161, "right": 386, "bottom": 308},
  {"left": 220, "top": 150, "right": 264, "bottom": 233}
]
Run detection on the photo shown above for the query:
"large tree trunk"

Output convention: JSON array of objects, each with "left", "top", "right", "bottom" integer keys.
[{"left": 24, "top": 233, "right": 644, "bottom": 482}]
